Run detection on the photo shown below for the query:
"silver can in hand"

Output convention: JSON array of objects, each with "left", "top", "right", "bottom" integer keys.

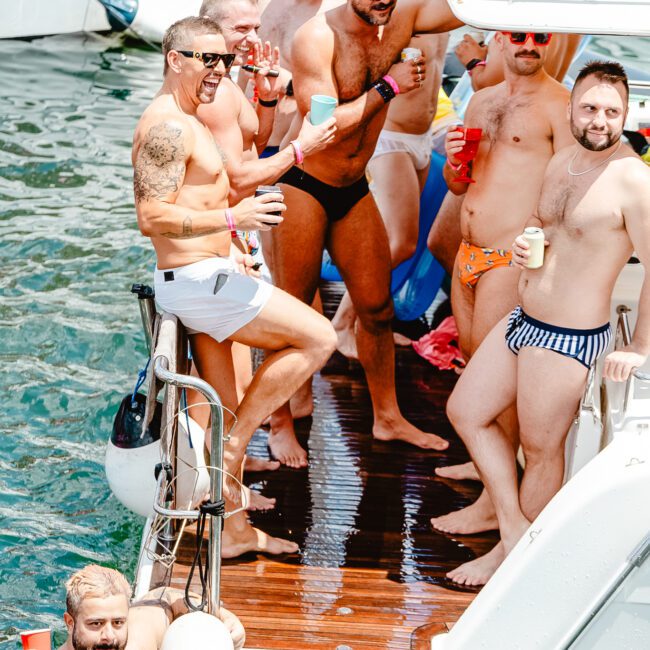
[
  {"left": 255, "top": 185, "right": 283, "bottom": 226},
  {"left": 523, "top": 227, "right": 545, "bottom": 269},
  {"left": 401, "top": 47, "right": 422, "bottom": 61}
]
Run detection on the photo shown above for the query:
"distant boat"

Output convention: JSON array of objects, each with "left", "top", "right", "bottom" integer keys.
[{"left": 0, "top": 0, "right": 202, "bottom": 42}]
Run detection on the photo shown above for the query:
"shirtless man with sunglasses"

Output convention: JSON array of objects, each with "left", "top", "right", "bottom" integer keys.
[
  {"left": 181, "top": 0, "right": 337, "bottom": 473},
  {"left": 133, "top": 16, "right": 337, "bottom": 558},
  {"left": 429, "top": 31, "right": 574, "bottom": 544}
]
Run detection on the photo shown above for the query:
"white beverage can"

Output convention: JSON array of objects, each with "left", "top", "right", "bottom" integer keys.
[
  {"left": 401, "top": 47, "right": 422, "bottom": 61},
  {"left": 523, "top": 227, "right": 545, "bottom": 269},
  {"left": 468, "top": 30, "right": 486, "bottom": 45}
]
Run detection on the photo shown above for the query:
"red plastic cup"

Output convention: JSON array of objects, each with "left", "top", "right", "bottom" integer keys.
[{"left": 20, "top": 629, "right": 51, "bottom": 650}]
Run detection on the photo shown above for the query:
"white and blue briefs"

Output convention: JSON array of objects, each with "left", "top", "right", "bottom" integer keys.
[{"left": 505, "top": 305, "right": 611, "bottom": 369}]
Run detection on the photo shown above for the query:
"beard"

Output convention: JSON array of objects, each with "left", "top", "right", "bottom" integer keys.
[
  {"left": 72, "top": 628, "right": 127, "bottom": 650},
  {"left": 351, "top": 1, "right": 395, "bottom": 25},
  {"left": 571, "top": 122, "right": 622, "bottom": 151}
]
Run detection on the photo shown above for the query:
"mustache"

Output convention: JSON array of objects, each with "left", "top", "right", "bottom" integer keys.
[
  {"left": 371, "top": 2, "right": 394, "bottom": 9},
  {"left": 515, "top": 50, "right": 540, "bottom": 58}
]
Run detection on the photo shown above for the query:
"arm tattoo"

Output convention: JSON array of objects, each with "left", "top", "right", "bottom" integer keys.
[
  {"left": 162, "top": 216, "right": 198, "bottom": 239},
  {"left": 134, "top": 122, "right": 186, "bottom": 202}
]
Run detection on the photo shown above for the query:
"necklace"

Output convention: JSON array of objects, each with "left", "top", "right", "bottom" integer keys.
[{"left": 567, "top": 140, "right": 622, "bottom": 176}]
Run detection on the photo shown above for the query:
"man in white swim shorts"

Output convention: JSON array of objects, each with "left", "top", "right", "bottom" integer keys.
[{"left": 132, "top": 16, "right": 337, "bottom": 559}]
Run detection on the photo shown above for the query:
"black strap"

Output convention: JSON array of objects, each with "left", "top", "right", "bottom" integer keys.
[
  {"left": 465, "top": 58, "right": 485, "bottom": 72},
  {"left": 258, "top": 96, "right": 278, "bottom": 108},
  {"left": 184, "top": 499, "right": 226, "bottom": 611}
]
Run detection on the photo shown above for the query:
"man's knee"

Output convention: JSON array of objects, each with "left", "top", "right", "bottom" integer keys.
[
  {"left": 520, "top": 436, "right": 564, "bottom": 465},
  {"left": 355, "top": 294, "right": 394, "bottom": 333},
  {"left": 391, "top": 238, "right": 417, "bottom": 267},
  {"left": 446, "top": 390, "right": 485, "bottom": 439},
  {"left": 301, "top": 313, "right": 337, "bottom": 360}
]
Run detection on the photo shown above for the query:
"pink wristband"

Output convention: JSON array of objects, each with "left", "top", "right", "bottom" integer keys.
[
  {"left": 225, "top": 208, "right": 237, "bottom": 239},
  {"left": 468, "top": 61, "right": 487, "bottom": 76},
  {"left": 290, "top": 139, "right": 304, "bottom": 165},
  {"left": 382, "top": 74, "right": 400, "bottom": 96},
  {"left": 447, "top": 158, "right": 462, "bottom": 172}
]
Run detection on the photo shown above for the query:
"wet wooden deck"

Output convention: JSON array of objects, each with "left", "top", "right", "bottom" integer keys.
[{"left": 170, "top": 284, "right": 498, "bottom": 649}]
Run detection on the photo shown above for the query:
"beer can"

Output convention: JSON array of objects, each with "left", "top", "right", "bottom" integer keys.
[
  {"left": 523, "top": 227, "right": 545, "bottom": 269},
  {"left": 401, "top": 47, "right": 422, "bottom": 61},
  {"left": 255, "top": 185, "right": 283, "bottom": 225},
  {"left": 468, "top": 31, "right": 486, "bottom": 46}
]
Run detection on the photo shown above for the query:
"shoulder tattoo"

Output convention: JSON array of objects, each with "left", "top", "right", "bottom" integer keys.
[{"left": 134, "top": 122, "right": 186, "bottom": 202}]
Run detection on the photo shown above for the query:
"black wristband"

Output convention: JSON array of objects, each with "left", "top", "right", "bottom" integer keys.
[
  {"left": 372, "top": 78, "right": 395, "bottom": 103},
  {"left": 258, "top": 97, "right": 278, "bottom": 108},
  {"left": 465, "top": 58, "right": 485, "bottom": 72}
]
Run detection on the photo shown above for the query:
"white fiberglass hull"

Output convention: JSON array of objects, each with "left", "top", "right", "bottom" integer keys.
[{"left": 1, "top": 0, "right": 110, "bottom": 39}]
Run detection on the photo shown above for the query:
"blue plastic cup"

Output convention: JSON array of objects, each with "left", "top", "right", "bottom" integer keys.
[{"left": 310, "top": 95, "right": 337, "bottom": 125}]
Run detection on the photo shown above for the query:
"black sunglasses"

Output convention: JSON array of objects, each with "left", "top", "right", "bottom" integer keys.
[
  {"left": 507, "top": 32, "right": 552, "bottom": 46},
  {"left": 177, "top": 50, "right": 236, "bottom": 69}
]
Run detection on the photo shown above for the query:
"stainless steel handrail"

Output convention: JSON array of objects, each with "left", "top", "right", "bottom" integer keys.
[
  {"left": 153, "top": 355, "right": 225, "bottom": 615},
  {"left": 564, "top": 533, "right": 650, "bottom": 648},
  {"left": 131, "top": 284, "right": 156, "bottom": 354},
  {"left": 615, "top": 305, "right": 650, "bottom": 413}
]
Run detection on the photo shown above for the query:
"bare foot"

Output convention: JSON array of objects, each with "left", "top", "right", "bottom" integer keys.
[
  {"left": 373, "top": 418, "right": 449, "bottom": 451},
  {"left": 334, "top": 321, "right": 359, "bottom": 360},
  {"left": 430, "top": 492, "right": 498, "bottom": 535},
  {"left": 393, "top": 332, "right": 412, "bottom": 347},
  {"left": 435, "top": 461, "right": 481, "bottom": 481},
  {"left": 446, "top": 542, "right": 505, "bottom": 587},
  {"left": 222, "top": 523, "right": 299, "bottom": 559},
  {"left": 244, "top": 456, "right": 280, "bottom": 473},
  {"left": 242, "top": 486, "right": 276, "bottom": 512},
  {"left": 268, "top": 420, "right": 308, "bottom": 468}
]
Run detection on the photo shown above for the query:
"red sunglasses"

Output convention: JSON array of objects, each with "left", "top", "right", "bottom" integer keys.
[{"left": 506, "top": 32, "right": 553, "bottom": 46}]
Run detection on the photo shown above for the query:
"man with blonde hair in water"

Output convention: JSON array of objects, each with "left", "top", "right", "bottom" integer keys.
[
  {"left": 59, "top": 564, "right": 244, "bottom": 649},
  {"left": 132, "top": 16, "right": 337, "bottom": 558},
  {"left": 445, "top": 60, "right": 650, "bottom": 587}
]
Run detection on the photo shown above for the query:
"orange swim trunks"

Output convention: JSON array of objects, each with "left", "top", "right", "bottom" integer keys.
[{"left": 457, "top": 239, "right": 513, "bottom": 289}]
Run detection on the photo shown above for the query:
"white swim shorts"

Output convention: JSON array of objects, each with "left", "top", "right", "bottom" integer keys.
[
  {"left": 370, "top": 127, "right": 434, "bottom": 170},
  {"left": 154, "top": 256, "right": 274, "bottom": 342}
]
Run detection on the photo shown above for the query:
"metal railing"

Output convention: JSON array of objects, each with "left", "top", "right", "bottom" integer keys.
[
  {"left": 615, "top": 305, "right": 650, "bottom": 412},
  {"left": 132, "top": 284, "right": 226, "bottom": 615}
]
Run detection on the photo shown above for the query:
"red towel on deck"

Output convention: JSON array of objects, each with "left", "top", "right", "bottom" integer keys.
[{"left": 412, "top": 316, "right": 465, "bottom": 371}]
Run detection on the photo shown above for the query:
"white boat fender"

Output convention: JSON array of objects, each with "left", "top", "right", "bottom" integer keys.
[
  {"left": 105, "top": 392, "right": 162, "bottom": 517},
  {"left": 160, "top": 611, "right": 234, "bottom": 650},
  {"left": 106, "top": 395, "right": 211, "bottom": 517}
]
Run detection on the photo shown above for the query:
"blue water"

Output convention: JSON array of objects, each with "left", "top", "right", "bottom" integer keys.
[
  {"left": 0, "top": 29, "right": 648, "bottom": 649},
  {"left": 0, "top": 33, "right": 160, "bottom": 647}
]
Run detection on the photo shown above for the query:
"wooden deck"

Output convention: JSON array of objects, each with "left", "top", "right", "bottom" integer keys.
[{"left": 170, "top": 284, "right": 498, "bottom": 649}]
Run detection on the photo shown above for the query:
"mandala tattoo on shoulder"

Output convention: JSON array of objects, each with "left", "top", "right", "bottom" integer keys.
[{"left": 134, "top": 122, "right": 186, "bottom": 202}]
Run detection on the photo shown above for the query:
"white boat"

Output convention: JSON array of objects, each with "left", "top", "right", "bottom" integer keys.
[
  {"left": 0, "top": 0, "right": 201, "bottom": 41},
  {"left": 447, "top": 0, "right": 650, "bottom": 37}
]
